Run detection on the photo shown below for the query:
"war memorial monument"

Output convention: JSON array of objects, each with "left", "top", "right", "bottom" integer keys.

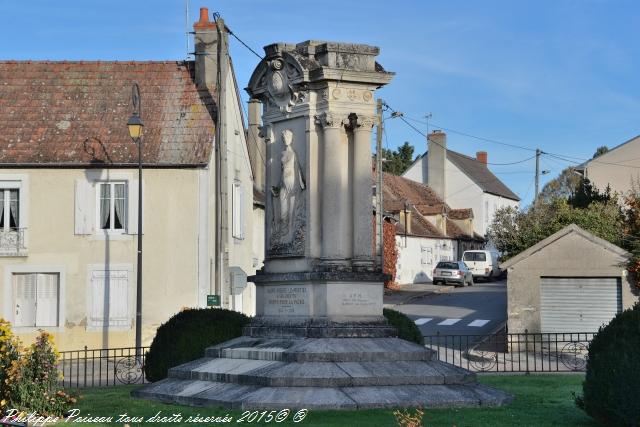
[{"left": 133, "top": 39, "right": 511, "bottom": 409}]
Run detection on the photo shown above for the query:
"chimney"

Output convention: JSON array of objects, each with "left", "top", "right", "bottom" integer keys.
[
  {"left": 427, "top": 130, "right": 447, "bottom": 201},
  {"left": 193, "top": 7, "right": 224, "bottom": 89},
  {"left": 476, "top": 151, "right": 488, "bottom": 166},
  {"left": 248, "top": 99, "right": 265, "bottom": 192}
]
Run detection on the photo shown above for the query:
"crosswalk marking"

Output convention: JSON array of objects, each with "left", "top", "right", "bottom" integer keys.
[
  {"left": 438, "top": 318, "right": 461, "bottom": 326},
  {"left": 468, "top": 319, "right": 490, "bottom": 327},
  {"left": 414, "top": 318, "right": 433, "bottom": 325}
]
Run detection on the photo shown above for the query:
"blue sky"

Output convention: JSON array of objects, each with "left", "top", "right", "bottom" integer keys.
[{"left": 2, "top": 0, "right": 639, "bottom": 206}]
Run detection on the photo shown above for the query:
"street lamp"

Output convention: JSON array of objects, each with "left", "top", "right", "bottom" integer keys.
[{"left": 127, "top": 83, "right": 144, "bottom": 358}]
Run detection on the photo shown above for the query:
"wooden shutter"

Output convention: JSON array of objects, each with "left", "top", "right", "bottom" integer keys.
[
  {"left": 232, "top": 182, "right": 244, "bottom": 239},
  {"left": 127, "top": 179, "right": 144, "bottom": 234},
  {"left": 35, "top": 273, "right": 59, "bottom": 327},
  {"left": 74, "top": 179, "right": 95, "bottom": 234},
  {"left": 13, "top": 273, "right": 36, "bottom": 327},
  {"left": 90, "top": 270, "right": 129, "bottom": 327}
]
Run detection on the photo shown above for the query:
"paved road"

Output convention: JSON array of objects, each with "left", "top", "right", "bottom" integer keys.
[{"left": 393, "top": 279, "right": 507, "bottom": 338}]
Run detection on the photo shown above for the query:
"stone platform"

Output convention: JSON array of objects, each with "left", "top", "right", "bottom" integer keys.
[{"left": 132, "top": 337, "right": 512, "bottom": 410}]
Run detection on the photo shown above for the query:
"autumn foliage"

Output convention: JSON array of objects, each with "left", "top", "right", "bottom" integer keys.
[{"left": 383, "top": 219, "right": 398, "bottom": 289}]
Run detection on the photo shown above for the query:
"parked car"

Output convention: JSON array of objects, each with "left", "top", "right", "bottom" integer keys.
[
  {"left": 462, "top": 250, "right": 501, "bottom": 280},
  {"left": 432, "top": 261, "right": 474, "bottom": 287}
]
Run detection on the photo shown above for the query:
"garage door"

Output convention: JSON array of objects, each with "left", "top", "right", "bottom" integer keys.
[{"left": 540, "top": 277, "right": 622, "bottom": 333}]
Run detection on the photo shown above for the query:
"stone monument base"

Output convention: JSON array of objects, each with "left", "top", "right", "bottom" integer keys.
[{"left": 132, "top": 336, "right": 512, "bottom": 409}]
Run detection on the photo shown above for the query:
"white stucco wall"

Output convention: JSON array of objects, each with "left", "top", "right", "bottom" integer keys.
[
  {"left": 395, "top": 235, "right": 457, "bottom": 284},
  {"left": 584, "top": 136, "right": 640, "bottom": 196},
  {"left": 404, "top": 154, "right": 519, "bottom": 237}
]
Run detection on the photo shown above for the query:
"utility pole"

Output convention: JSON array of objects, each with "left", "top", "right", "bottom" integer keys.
[
  {"left": 375, "top": 99, "right": 384, "bottom": 270},
  {"left": 534, "top": 148, "right": 541, "bottom": 202}
]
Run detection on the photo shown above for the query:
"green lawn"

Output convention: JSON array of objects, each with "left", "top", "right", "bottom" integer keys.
[{"left": 59, "top": 374, "right": 596, "bottom": 427}]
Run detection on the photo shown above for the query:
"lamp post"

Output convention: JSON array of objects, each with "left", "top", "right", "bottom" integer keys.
[{"left": 127, "top": 83, "right": 144, "bottom": 358}]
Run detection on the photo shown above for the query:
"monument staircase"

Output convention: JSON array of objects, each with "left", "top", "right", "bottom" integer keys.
[{"left": 132, "top": 334, "right": 512, "bottom": 409}]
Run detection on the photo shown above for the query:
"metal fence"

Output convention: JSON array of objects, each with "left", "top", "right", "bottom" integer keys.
[
  {"left": 425, "top": 329, "right": 595, "bottom": 373},
  {"left": 58, "top": 346, "right": 149, "bottom": 388}
]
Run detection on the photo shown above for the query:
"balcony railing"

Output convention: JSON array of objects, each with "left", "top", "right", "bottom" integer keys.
[{"left": 0, "top": 228, "right": 27, "bottom": 256}]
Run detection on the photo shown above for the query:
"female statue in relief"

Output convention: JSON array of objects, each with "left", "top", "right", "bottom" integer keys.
[{"left": 272, "top": 129, "right": 306, "bottom": 245}]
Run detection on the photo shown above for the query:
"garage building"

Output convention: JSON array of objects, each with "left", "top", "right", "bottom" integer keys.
[{"left": 501, "top": 224, "right": 638, "bottom": 334}]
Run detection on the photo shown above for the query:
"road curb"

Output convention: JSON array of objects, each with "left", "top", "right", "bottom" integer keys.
[{"left": 384, "top": 285, "right": 455, "bottom": 307}]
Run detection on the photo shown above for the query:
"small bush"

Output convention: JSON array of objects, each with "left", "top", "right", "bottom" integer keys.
[
  {"left": 577, "top": 304, "right": 640, "bottom": 426},
  {"left": 0, "top": 320, "right": 75, "bottom": 417},
  {"left": 384, "top": 308, "right": 424, "bottom": 345},
  {"left": 145, "top": 308, "right": 250, "bottom": 382}
]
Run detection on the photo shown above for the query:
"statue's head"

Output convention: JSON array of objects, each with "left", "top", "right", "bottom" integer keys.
[{"left": 282, "top": 129, "right": 293, "bottom": 146}]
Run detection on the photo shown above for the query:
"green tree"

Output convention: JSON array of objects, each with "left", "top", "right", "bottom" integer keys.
[
  {"left": 488, "top": 198, "right": 623, "bottom": 260},
  {"left": 538, "top": 146, "right": 609, "bottom": 204},
  {"left": 592, "top": 146, "right": 609, "bottom": 158},
  {"left": 382, "top": 141, "right": 415, "bottom": 175}
]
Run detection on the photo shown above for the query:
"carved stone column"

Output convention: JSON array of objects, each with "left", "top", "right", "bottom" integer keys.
[
  {"left": 316, "top": 112, "right": 351, "bottom": 266},
  {"left": 351, "top": 114, "right": 376, "bottom": 269}
]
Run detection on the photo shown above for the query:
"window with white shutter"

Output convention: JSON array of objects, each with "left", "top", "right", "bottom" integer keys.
[
  {"left": 12, "top": 273, "right": 59, "bottom": 327},
  {"left": 89, "top": 270, "right": 130, "bottom": 328},
  {"left": 232, "top": 181, "right": 245, "bottom": 239}
]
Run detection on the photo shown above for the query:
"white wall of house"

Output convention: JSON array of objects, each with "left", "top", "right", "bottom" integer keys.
[
  {"left": 584, "top": 136, "right": 640, "bottom": 196},
  {"left": 395, "top": 235, "right": 457, "bottom": 284},
  {"left": 404, "top": 155, "right": 427, "bottom": 184},
  {"left": 224, "top": 68, "right": 257, "bottom": 316},
  {"left": 404, "top": 155, "right": 518, "bottom": 237}
]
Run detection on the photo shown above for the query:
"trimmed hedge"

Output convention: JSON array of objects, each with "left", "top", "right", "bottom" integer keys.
[
  {"left": 144, "top": 308, "right": 250, "bottom": 382},
  {"left": 577, "top": 303, "right": 640, "bottom": 426},
  {"left": 383, "top": 308, "right": 425, "bottom": 345}
]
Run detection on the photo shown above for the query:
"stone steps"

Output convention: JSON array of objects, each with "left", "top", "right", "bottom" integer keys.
[
  {"left": 168, "top": 358, "right": 475, "bottom": 387},
  {"left": 206, "top": 336, "right": 434, "bottom": 362},
  {"left": 132, "top": 337, "right": 513, "bottom": 410},
  {"left": 132, "top": 378, "right": 512, "bottom": 410}
]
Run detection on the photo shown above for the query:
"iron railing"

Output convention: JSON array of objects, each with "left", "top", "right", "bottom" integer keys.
[
  {"left": 58, "top": 346, "right": 149, "bottom": 388},
  {"left": 425, "top": 329, "right": 595, "bottom": 373},
  {"left": 0, "top": 228, "right": 26, "bottom": 255}
]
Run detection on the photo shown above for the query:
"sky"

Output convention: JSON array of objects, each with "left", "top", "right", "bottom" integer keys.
[{"left": 1, "top": 0, "right": 639, "bottom": 206}]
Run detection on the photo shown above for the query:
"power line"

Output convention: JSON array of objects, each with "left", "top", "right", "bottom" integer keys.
[
  {"left": 224, "top": 25, "right": 263, "bottom": 60},
  {"left": 402, "top": 115, "right": 537, "bottom": 152},
  {"left": 385, "top": 104, "right": 537, "bottom": 167}
]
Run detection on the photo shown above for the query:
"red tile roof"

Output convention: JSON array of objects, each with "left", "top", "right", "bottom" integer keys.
[
  {"left": 0, "top": 61, "right": 215, "bottom": 166},
  {"left": 449, "top": 208, "right": 473, "bottom": 220}
]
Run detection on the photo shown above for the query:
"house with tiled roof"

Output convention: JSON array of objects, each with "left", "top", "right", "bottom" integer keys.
[
  {"left": 382, "top": 172, "right": 484, "bottom": 284},
  {"left": 403, "top": 130, "right": 520, "bottom": 237},
  {"left": 0, "top": 9, "right": 258, "bottom": 350}
]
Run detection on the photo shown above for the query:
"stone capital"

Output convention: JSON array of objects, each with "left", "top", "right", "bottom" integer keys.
[
  {"left": 314, "top": 112, "right": 348, "bottom": 129},
  {"left": 349, "top": 114, "right": 377, "bottom": 132}
]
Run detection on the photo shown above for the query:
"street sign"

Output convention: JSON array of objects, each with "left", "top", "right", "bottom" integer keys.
[{"left": 207, "top": 294, "right": 220, "bottom": 307}]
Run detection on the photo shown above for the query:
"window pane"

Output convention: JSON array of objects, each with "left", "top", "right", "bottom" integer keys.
[
  {"left": 476, "top": 253, "right": 486, "bottom": 261},
  {"left": 100, "top": 184, "right": 111, "bottom": 229},
  {"left": 113, "top": 183, "right": 126, "bottom": 230},
  {"left": 9, "top": 189, "right": 18, "bottom": 229},
  {"left": 0, "top": 190, "right": 4, "bottom": 229}
]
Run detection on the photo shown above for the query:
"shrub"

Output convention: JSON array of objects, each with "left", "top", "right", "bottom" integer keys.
[
  {"left": 145, "top": 308, "right": 250, "bottom": 382},
  {"left": 384, "top": 308, "right": 424, "bottom": 345},
  {"left": 0, "top": 321, "right": 75, "bottom": 417},
  {"left": 577, "top": 304, "right": 640, "bottom": 426}
]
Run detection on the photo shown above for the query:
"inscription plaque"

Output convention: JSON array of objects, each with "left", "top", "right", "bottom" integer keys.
[{"left": 264, "top": 285, "right": 310, "bottom": 316}]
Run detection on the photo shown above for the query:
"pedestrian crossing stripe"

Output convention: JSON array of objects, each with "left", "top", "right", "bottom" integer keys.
[
  {"left": 468, "top": 319, "right": 490, "bottom": 327},
  {"left": 438, "top": 318, "right": 461, "bottom": 326},
  {"left": 414, "top": 318, "right": 492, "bottom": 327}
]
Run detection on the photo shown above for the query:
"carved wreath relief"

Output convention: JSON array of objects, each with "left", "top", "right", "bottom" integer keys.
[
  {"left": 269, "top": 129, "right": 306, "bottom": 256},
  {"left": 265, "top": 58, "right": 306, "bottom": 112}
]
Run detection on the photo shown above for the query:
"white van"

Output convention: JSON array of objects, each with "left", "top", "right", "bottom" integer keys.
[{"left": 462, "top": 250, "right": 501, "bottom": 280}]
